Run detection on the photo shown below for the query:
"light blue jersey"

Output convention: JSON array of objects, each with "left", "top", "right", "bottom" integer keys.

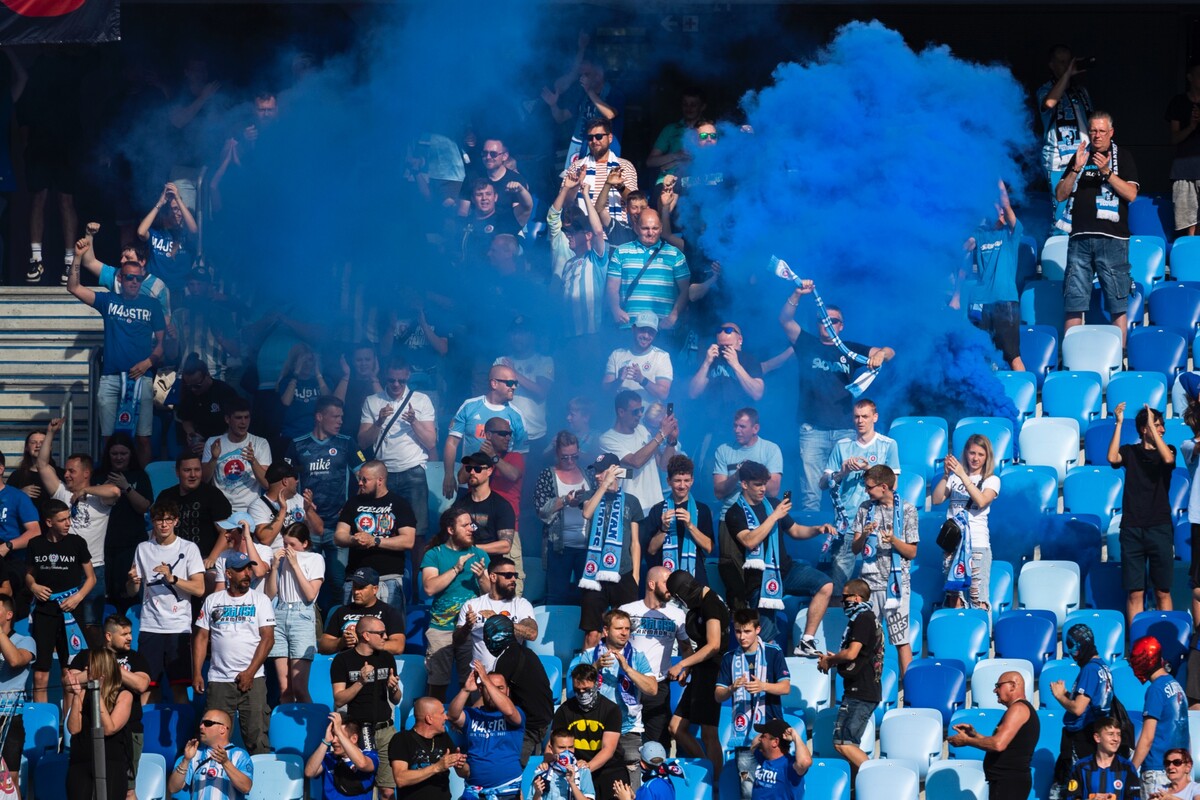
[
  {"left": 713, "top": 437, "right": 784, "bottom": 514},
  {"left": 448, "top": 396, "right": 528, "bottom": 455},
  {"left": 824, "top": 433, "right": 900, "bottom": 512}
]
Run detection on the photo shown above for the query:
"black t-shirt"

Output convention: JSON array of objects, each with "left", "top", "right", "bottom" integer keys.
[
  {"left": 389, "top": 729, "right": 455, "bottom": 800},
  {"left": 457, "top": 169, "right": 530, "bottom": 220},
  {"left": 701, "top": 352, "right": 764, "bottom": 412},
  {"left": 175, "top": 379, "right": 241, "bottom": 439},
  {"left": 28, "top": 533, "right": 91, "bottom": 611},
  {"left": 1165, "top": 94, "right": 1200, "bottom": 180},
  {"left": 338, "top": 492, "right": 417, "bottom": 575},
  {"left": 723, "top": 499, "right": 796, "bottom": 594},
  {"left": 1117, "top": 443, "right": 1175, "bottom": 528},
  {"left": 158, "top": 484, "right": 232, "bottom": 556},
  {"left": 685, "top": 589, "right": 730, "bottom": 657},
  {"left": 792, "top": 331, "right": 868, "bottom": 430},
  {"left": 70, "top": 649, "right": 151, "bottom": 733},
  {"left": 458, "top": 210, "right": 521, "bottom": 266},
  {"left": 1068, "top": 147, "right": 1139, "bottom": 239},
  {"left": 551, "top": 697, "right": 624, "bottom": 777},
  {"left": 325, "top": 602, "right": 407, "bottom": 641},
  {"left": 455, "top": 491, "right": 516, "bottom": 548},
  {"left": 492, "top": 645, "right": 554, "bottom": 730},
  {"left": 106, "top": 468, "right": 153, "bottom": 552},
  {"left": 329, "top": 649, "right": 396, "bottom": 725},
  {"left": 838, "top": 611, "right": 883, "bottom": 703},
  {"left": 643, "top": 499, "right": 713, "bottom": 582}
]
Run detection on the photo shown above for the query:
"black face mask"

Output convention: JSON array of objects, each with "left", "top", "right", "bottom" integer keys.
[
  {"left": 666, "top": 572, "right": 702, "bottom": 609},
  {"left": 576, "top": 687, "right": 599, "bottom": 710}
]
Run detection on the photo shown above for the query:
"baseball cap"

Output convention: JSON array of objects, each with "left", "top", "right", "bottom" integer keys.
[
  {"left": 631, "top": 312, "right": 658, "bottom": 331},
  {"left": 754, "top": 719, "right": 791, "bottom": 738},
  {"left": 639, "top": 741, "right": 667, "bottom": 765},
  {"left": 216, "top": 512, "right": 253, "bottom": 530},
  {"left": 591, "top": 453, "right": 621, "bottom": 473},
  {"left": 224, "top": 551, "right": 256, "bottom": 570},
  {"left": 462, "top": 452, "right": 496, "bottom": 467},
  {"left": 349, "top": 567, "right": 380, "bottom": 587}
]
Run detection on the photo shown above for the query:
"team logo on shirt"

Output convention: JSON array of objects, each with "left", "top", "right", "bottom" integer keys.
[
  {"left": 867, "top": 454, "right": 877, "bottom": 463},
  {"left": 484, "top": 224, "right": 495, "bottom": 234},
  {"left": 1113, "top": 780, "right": 1123, "bottom": 790},
  {"left": 223, "top": 460, "right": 246, "bottom": 479},
  {"left": 356, "top": 514, "right": 377, "bottom": 534},
  {"left": 329, "top": 448, "right": 338, "bottom": 456},
  {"left": 206, "top": 767, "right": 218, "bottom": 778},
  {"left": 642, "top": 362, "right": 651, "bottom": 371},
  {"left": 765, "top": 579, "right": 780, "bottom": 596}
]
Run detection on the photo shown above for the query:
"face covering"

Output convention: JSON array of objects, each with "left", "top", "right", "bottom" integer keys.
[{"left": 576, "top": 687, "right": 599, "bottom": 710}]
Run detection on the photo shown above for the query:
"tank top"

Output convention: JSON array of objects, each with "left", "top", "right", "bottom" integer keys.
[{"left": 984, "top": 699, "right": 1039, "bottom": 782}]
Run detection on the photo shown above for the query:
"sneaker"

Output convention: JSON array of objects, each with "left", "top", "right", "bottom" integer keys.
[
  {"left": 59, "top": 269, "right": 68, "bottom": 284},
  {"left": 25, "top": 259, "right": 43, "bottom": 282},
  {"left": 794, "top": 637, "right": 821, "bottom": 658}
]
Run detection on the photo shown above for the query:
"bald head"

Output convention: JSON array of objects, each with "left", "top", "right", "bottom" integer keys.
[
  {"left": 647, "top": 565, "right": 670, "bottom": 585},
  {"left": 414, "top": 696, "right": 441, "bottom": 720},
  {"left": 636, "top": 209, "right": 662, "bottom": 247},
  {"left": 207, "top": 709, "right": 232, "bottom": 728}
]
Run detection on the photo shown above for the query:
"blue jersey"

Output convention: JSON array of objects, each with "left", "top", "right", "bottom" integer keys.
[
  {"left": 146, "top": 226, "right": 192, "bottom": 288},
  {"left": 971, "top": 219, "right": 1023, "bottom": 304},
  {"left": 1144, "top": 674, "right": 1190, "bottom": 770},
  {"left": 1065, "top": 754, "right": 1140, "bottom": 799},
  {"left": 824, "top": 433, "right": 901, "bottom": 512},
  {"left": 463, "top": 706, "right": 524, "bottom": 788},
  {"left": 449, "top": 396, "right": 528, "bottom": 455},
  {"left": 177, "top": 745, "right": 254, "bottom": 800},
  {"left": 92, "top": 291, "right": 165, "bottom": 374},
  {"left": 717, "top": 643, "right": 791, "bottom": 726},
  {"left": 1064, "top": 657, "right": 1112, "bottom": 732},
  {"left": 286, "top": 434, "right": 364, "bottom": 530},
  {"left": 0, "top": 485, "right": 38, "bottom": 542},
  {"left": 321, "top": 749, "right": 378, "bottom": 800},
  {"left": 99, "top": 263, "right": 170, "bottom": 314},
  {"left": 752, "top": 752, "right": 804, "bottom": 800}
]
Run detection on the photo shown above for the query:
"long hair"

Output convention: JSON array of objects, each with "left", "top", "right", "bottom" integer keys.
[
  {"left": 961, "top": 434, "right": 995, "bottom": 479},
  {"left": 90, "top": 649, "right": 123, "bottom": 712},
  {"left": 99, "top": 432, "right": 143, "bottom": 474}
]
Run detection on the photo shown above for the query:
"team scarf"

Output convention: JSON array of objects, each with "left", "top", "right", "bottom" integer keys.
[
  {"left": 591, "top": 641, "right": 639, "bottom": 707},
  {"left": 739, "top": 495, "right": 784, "bottom": 610},
  {"left": 731, "top": 639, "right": 768, "bottom": 748},
  {"left": 641, "top": 763, "right": 686, "bottom": 784},
  {"left": 770, "top": 257, "right": 878, "bottom": 397},
  {"left": 113, "top": 373, "right": 143, "bottom": 437},
  {"left": 463, "top": 774, "right": 522, "bottom": 800},
  {"left": 821, "top": 474, "right": 852, "bottom": 563},
  {"left": 534, "top": 750, "right": 581, "bottom": 786},
  {"left": 845, "top": 600, "right": 874, "bottom": 622},
  {"left": 943, "top": 508, "right": 973, "bottom": 597},
  {"left": 661, "top": 494, "right": 699, "bottom": 576},
  {"left": 865, "top": 499, "right": 906, "bottom": 610},
  {"left": 579, "top": 492, "right": 625, "bottom": 590},
  {"left": 48, "top": 587, "right": 86, "bottom": 658},
  {"left": 1071, "top": 142, "right": 1122, "bottom": 223}
]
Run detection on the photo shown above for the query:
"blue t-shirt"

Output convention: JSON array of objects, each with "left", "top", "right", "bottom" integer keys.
[
  {"left": 321, "top": 749, "right": 378, "bottom": 800},
  {"left": 176, "top": 745, "right": 254, "bottom": 800},
  {"left": 146, "top": 226, "right": 192, "bottom": 288},
  {"left": 99, "top": 263, "right": 170, "bottom": 314},
  {"left": 1064, "top": 657, "right": 1113, "bottom": 732},
  {"left": 1143, "top": 674, "right": 1190, "bottom": 770},
  {"left": 752, "top": 751, "right": 804, "bottom": 800},
  {"left": 0, "top": 632, "right": 35, "bottom": 693},
  {"left": 280, "top": 377, "right": 324, "bottom": 439},
  {"left": 285, "top": 434, "right": 364, "bottom": 529},
  {"left": 635, "top": 776, "right": 676, "bottom": 800},
  {"left": 464, "top": 706, "right": 525, "bottom": 788},
  {"left": 92, "top": 291, "right": 165, "bottom": 374},
  {"left": 972, "top": 219, "right": 1023, "bottom": 305},
  {"left": 449, "top": 396, "right": 529, "bottom": 455},
  {"left": 717, "top": 643, "right": 791, "bottom": 726},
  {"left": 580, "top": 645, "right": 655, "bottom": 734},
  {"left": 713, "top": 438, "right": 785, "bottom": 514},
  {"left": 824, "top": 433, "right": 901, "bottom": 512},
  {"left": 0, "top": 485, "right": 38, "bottom": 542}
]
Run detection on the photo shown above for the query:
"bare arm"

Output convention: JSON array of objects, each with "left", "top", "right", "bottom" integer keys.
[
  {"left": 1133, "top": 716, "right": 1156, "bottom": 769},
  {"left": 66, "top": 240, "right": 97, "bottom": 307}
]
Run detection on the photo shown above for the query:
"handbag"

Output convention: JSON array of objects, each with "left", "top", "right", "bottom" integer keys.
[
  {"left": 364, "top": 390, "right": 412, "bottom": 461},
  {"left": 936, "top": 477, "right": 985, "bottom": 553}
]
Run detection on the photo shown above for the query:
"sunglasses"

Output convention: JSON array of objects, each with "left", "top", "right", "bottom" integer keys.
[
  {"left": 587, "top": 133, "right": 608, "bottom": 141},
  {"left": 719, "top": 326, "right": 739, "bottom": 335},
  {"left": 199, "top": 719, "right": 226, "bottom": 728},
  {"left": 625, "top": 407, "right": 644, "bottom": 416},
  {"left": 486, "top": 429, "right": 513, "bottom": 437},
  {"left": 559, "top": 454, "right": 579, "bottom": 461},
  {"left": 1167, "top": 758, "right": 1189, "bottom": 767},
  {"left": 386, "top": 377, "right": 406, "bottom": 384},
  {"left": 120, "top": 273, "right": 145, "bottom": 282},
  {"left": 826, "top": 317, "right": 844, "bottom": 325},
  {"left": 492, "top": 572, "right": 518, "bottom": 579},
  {"left": 993, "top": 680, "right": 1015, "bottom": 690},
  {"left": 493, "top": 379, "right": 519, "bottom": 388},
  {"left": 481, "top": 150, "right": 505, "bottom": 158},
  {"left": 463, "top": 465, "right": 489, "bottom": 473},
  {"left": 697, "top": 132, "right": 718, "bottom": 141}
]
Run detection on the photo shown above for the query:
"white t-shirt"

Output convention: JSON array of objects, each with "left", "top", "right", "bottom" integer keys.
[
  {"left": 555, "top": 473, "right": 588, "bottom": 549},
  {"left": 946, "top": 473, "right": 1002, "bottom": 550},
  {"left": 274, "top": 551, "right": 326, "bottom": 604},
  {"left": 620, "top": 599, "right": 688, "bottom": 680},
  {"left": 51, "top": 485, "right": 114, "bottom": 567},
  {"left": 135, "top": 537, "right": 205, "bottom": 634},
  {"left": 196, "top": 588, "right": 276, "bottom": 682},
  {"left": 202, "top": 433, "right": 273, "bottom": 512},
  {"left": 247, "top": 493, "right": 306, "bottom": 552},
  {"left": 605, "top": 346, "right": 673, "bottom": 404},
  {"left": 359, "top": 389, "right": 436, "bottom": 472},
  {"left": 214, "top": 543, "right": 274, "bottom": 591},
  {"left": 494, "top": 354, "right": 554, "bottom": 441},
  {"left": 456, "top": 594, "right": 536, "bottom": 670},
  {"left": 599, "top": 425, "right": 669, "bottom": 512}
]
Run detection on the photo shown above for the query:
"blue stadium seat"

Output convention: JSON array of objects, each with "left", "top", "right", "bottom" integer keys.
[
  {"left": 1063, "top": 467, "right": 1123, "bottom": 534},
  {"left": 1130, "top": 610, "right": 1192, "bottom": 671},
  {"left": 993, "top": 612, "right": 1056, "bottom": 677},
  {"left": 1107, "top": 371, "right": 1169, "bottom": 415},
  {"left": 33, "top": 751, "right": 68, "bottom": 800},
  {"left": 1165, "top": 418, "right": 1193, "bottom": 453},
  {"left": 947, "top": 708, "right": 1003, "bottom": 760},
  {"left": 1038, "top": 659, "right": 1081, "bottom": 708},
  {"left": 1171, "top": 236, "right": 1200, "bottom": 281},
  {"left": 856, "top": 759, "right": 920, "bottom": 800},
  {"left": 1084, "top": 562, "right": 1126, "bottom": 613},
  {"left": 1063, "top": 609, "right": 1125, "bottom": 665},
  {"left": 1149, "top": 282, "right": 1200, "bottom": 341},
  {"left": 887, "top": 417, "right": 948, "bottom": 484},
  {"left": 996, "top": 371, "right": 1038, "bottom": 427},
  {"left": 990, "top": 560, "right": 1014, "bottom": 615},
  {"left": 896, "top": 470, "right": 926, "bottom": 508},
  {"left": 1017, "top": 235, "right": 1039, "bottom": 293},
  {"left": 668, "top": 759, "right": 712, "bottom": 800},
  {"left": 1040, "top": 514, "right": 1103, "bottom": 576},
  {"left": 1017, "top": 561, "right": 1080, "bottom": 628},
  {"left": 1020, "top": 282, "right": 1066, "bottom": 340},
  {"left": 309, "top": 652, "right": 335, "bottom": 710},
  {"left": 405, "top": 606, "right": 431, "bottom": 655},
  {"left": 21, "top": 702, "right": 59, "bottom": 765},
  {"left": 874, "top": 661, "right": 900, "bottom": 726},
  {"left": 529, "top": 606, "right": 584, "bottom": 675},
  {"left": 1019, "top": 325, "right": 1059, "bottom": 388},
  {"left": 394, "top": 654, "right": 427, "bottom": 719},
  {"left": 812, "top": 706, "right": 874, "bottom": 757},
  {"left": 1034, "top": 709, "right": 1065, "bottom": 799},
  {"left": 145, "top": 460, "right": 178, "bottom": 493},
  {"left": 1042, "top": 371, "right": 1103, "bottom": 432},
  {"left": 926, "top": 758, "right": 987, "bottom": 800},
  {"left": 804, "top": 760, "right": 851, "bottom": 800},
  {"left": 538, "top": 655, "right": 562, "bottom": 703},
  {"left": 1110, "top": 660, "right": 1150, "bottom": 711},
  {"left": 926, "top": 609, "right": 990, "bottom": 678},
  {"left": 1018, "top": 418, "right": 1080, "bottom": 484},
  {"left": 1062, "top": 327, "right": 1123, "bottom": 389},
  {"left": 1131, "top": 235, "right": 1167, "bottom": 288},
  {"left": 793, "top": 606, "right": 847, "bottom": 657},
  {"left": 783, "top": 657, "right": 832, "bottom": 730},
  {"left": 879, "top": 712, "right": 943, "bottom": 779},
  {"left": 522, "top": 557, "right": 545, "bottom": 605},
  {"left": 1176, "top": 518, "right": 1193, "bottom": 564},
  {"left": 971, "top": 658, "right": 1034, "bottom": 709},
  {"left": 136, "top": 753, "right": 168, "bottom": 800},
  {"left": 1090, "top": 281, "right": 1145, "bottom": 329},
  {"left": 1084, "top": 419, "right": 1139, "bottom": 466},
  {"left": 248, "top": 754, "right": 304, "bottom": 800},
  {"left": 901, "top": 660, "right": 965, "bottom": 728},
  {"left": 268, "top": 703, "right": 330, "bottom": 757},
  {"left": 1171, "top": 469, "right": 1191, "bottom": 520},
  {"left": 1128, "top": 327, "right": 1188, "bottom": 384},
  {"left": 953, "top": 417, "right": 1014, "bottom": 465},
  {"left": 142, "top": 703, "right": 196, "bottom": 764},
  {"left": 991, "top": 466, "right": 1058, "bottom": 563},
  {"left": 1040, "top": 236, "right": 1068, "bottom": 280}
]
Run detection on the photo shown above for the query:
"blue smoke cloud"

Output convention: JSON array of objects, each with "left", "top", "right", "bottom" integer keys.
[{"left": 689, "top": 20, "right": 1032, "bottom": 426}]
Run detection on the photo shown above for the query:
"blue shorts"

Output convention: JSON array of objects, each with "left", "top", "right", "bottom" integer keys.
[
  {"left": 832, "top": 696, "right": 875, "bottom": 746},
  {"left": 1063, "top": 234, "right": 1131, "bottom": 315},
  {"left": 268, "top": 601, "right": 317, "bottom": 660}
]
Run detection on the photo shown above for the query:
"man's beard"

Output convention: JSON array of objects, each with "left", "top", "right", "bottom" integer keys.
[{"left": 496, "top": 583, "right": 517, "bottom": 600}]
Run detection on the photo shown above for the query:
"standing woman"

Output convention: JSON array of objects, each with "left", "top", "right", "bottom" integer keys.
[
  {"left": 8, "top": 429, "right": 59, "bottom": 508},
  {"left": 65, "top": 648, "right": 135, "bottom": 800},
  {"left": 277, "top": 343, "right": 332, "bottom": 442},
  {"left": 533, "top": 431, "right": 594, "bottom": 605},
  {"left": 264, "top": 522, "right": 325, "bottom": 703},
  {"left": 99, "top": 432, "right": 153, "bottom": 607},
  {"left": 932, "top": 434, "right": 1000, "bottom": 610}
]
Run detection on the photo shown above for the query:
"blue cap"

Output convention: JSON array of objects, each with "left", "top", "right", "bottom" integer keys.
[
  {"left": 349, "top": 567, "right": 380, "bottom": 587},
  {"left": 224, "top": 551, "right": 256, "bottom": 570},
  {"left": 216, "top": 512, "right": 253, "bottom": 530}
]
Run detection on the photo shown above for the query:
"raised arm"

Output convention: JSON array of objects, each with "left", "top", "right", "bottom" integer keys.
[{"left": 66, "top": 238, "right": 97, "bottom": 306}]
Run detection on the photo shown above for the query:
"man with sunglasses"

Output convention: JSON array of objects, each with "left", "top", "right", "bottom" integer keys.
[
  {"left": 331, "top": 616, "right": 402, "bottom": 800},
  {"left": 75, "top": 236, "right": 170, "bottom": 318},
  {"left": 598, "top": 391, "right": 679, "bottom": 515},
  {"left": 443, "top": 365, "right": 529, "bottom": 498},
  {"left": 689, "top": 322, "right": 764, "bottom": 412},
  {"left": 565, "top": 119, "right": 638, "bottom": 227},
  {"left": 335, "top": 461, "right": 416, "bottom": 619},
  {"left": 168, "top": 709, "right": 254, "bottom": 800},
  {"left": 948, "top": 671, "right": 1039, "bottom": 800},
  {"left": 456, "top": 138, "right": 532, "bottom": 228},
  {"left": 175, "top": 357, "right": 240, "bottom": 455},
  {"left": 68, "top": 235, "right": 166, "bottom": 467},
  {"left": 454, "top": 556, "right": 537, "bottom": 672}
]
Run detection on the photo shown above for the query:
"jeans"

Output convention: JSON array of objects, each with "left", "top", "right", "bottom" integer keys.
[
  {"left": 736, "top": 747, "right": 756, "bottom": 800},
  {"left": 344, "top": 575, "right": 405, "bottom": 620},
  {"left": 826, "top": 536, "right": 858, "bottom": 595},
  {"left": 797, "top": 426, "right": 854, "bottom": 511},
  {"left": 388, "top": 465, "right": 430, "bottom": 541},
  {"left": 78, "top": 565, "right": 106, "bottom": 626},
  {"left": 545, "top": 547, "right": 588, "bottom": 605},
  {"left": 1063, "top": 234, "right": 1130, "bottom": 315}
]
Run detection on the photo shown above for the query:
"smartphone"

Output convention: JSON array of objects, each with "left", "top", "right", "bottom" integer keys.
[
  {"left": 615, "top": 467, "right": 628, "bottom": 480},
  {"left": 783, "top": 490, "right": 792, "bottom": 503},
  {"left": 667, "top": 402, "right": 674, "bottom": 416}
]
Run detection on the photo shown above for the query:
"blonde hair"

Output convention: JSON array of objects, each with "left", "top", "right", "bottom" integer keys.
[
  {"left": 90, "top": 649, "right": 123, "bottom": 712},
  {"left": 961, "top": 434, "right": 995, "bottom": 479}
]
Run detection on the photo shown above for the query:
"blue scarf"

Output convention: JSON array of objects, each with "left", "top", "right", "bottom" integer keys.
[
  {"left": 1072, "top": 142, "right": 1122, "bottom": 223},
  {"left": 113, "top": 372, "right": 143, "bottom": 437},
  {"left": 845, "top": 600, "right": 873, "bottom": 622},
  {"left": 662, "top": 494, "right": 698, "bottom": 576},
  {"left": 591, "top": 641, "right": 639, "bottom": 707},
  {"left": 865, "top": 499, "right": 906, "bottom": 610},
  {"left": 580, "top": 492, "right": 624, "bottom": 590},
  {"left": 50, "top": 587, "right": 86, "bottom": 658},
  {"left": 821, "top": 474, "right": 852, "bottom": 563},
  {"left": 731, "top": 639, "right": 768, "bottom": 748},
  {"left": 739, "top": 496, "right": 784, "bottom": 610},
  {"left": 944, "top": 509, "right": 973, "bottom": 596}
]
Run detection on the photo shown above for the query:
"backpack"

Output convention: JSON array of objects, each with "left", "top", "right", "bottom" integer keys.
[{"left": 1108, "top": 694, "right": 1137, "bottom": 760}]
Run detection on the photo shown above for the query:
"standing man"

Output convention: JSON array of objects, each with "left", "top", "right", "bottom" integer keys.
[
  {"left": 606, "top": 210, "right": 689, "bottom": 331},
  {"left": 958, "top": 181, "right": 1026, "bottom": 372},
  {"left": 817, "top": 578, "right": 882, "bottom": 774},
  {"left": 488, "top": 615, "right": 555, "bottom": 767},
  {"left": 202, "top": 398, "right": 272, "bottom": 514},
  {"left": 421, "top": 506, "right": 489, "bottom": 700},
  {"left": 155, "top": 454, "right": 232, "bottom": 574},
  {"left": 167, "top": 709, "right": 255, "bottom": 800},
  {"left": 454, "top": 556, "right": 537, "bottom": 671},
  {"left": 457, "top": 138, "right": 533, "bottom": 228},
  {"left": 193, "top": 552, "right": 276, "bottom": 754},
  {"left": 603, "top": 315, "right": 674, "bottom": 404},
  {"left": 748, "top": 719, "right": 812, "bottom": 800},
  {"left": 334, "top": 461, "right": 416, "bottom": 618},
  {"left": 578, "top": 456, "right": 643, "bottom": 649},
  {"left": 1056, "top": 111, "right": 1140, "bottom": 343},
  {"left": 1039, "top": 46, "right": 1094, "bottom": 236},
  {"left": 303, "top": 713, "right": 378, "bottom": 800},
  {"left": 469, "top": 419, "right": 527, "bottom": 587},
  {"left": 449, "top": 663, "right": 526, "bottom": 800},
  {"left": 1130, "top": 636, "right": 1190, "bottom": 785},
  {"left": 248, "top": 462, "right": 320, "bottom": 551},
  {"left": 319, "top": 568, "right": 407, "bottom": 656},
  {"left": 67, "top": 235, "right": 165, "bottom": 466},
  {"left": 713, "top": 409, "right": 784, "bottom": 515},
  {"left": 175, "top": 357, "right": 241, "bottom": 454},
  {"left": 0, "top": 593, "right": 34, "bottom": 788},
  {"left": 779, "top": 283, "right": 894, "bottom": 511},
  {"left": 565, "top": 119, "right": 639, "bottom": 228},
  {"left": 390, "top": 697, "right": 464, "bottom": 800},
  {"left": 550, "top": 663, "right": 624, "bottom": 800},
  {"left": 643, "top": 455, "right": 713, "bottom": 585},
  {"left": 331, "top": 616, "right": 402, "bottom": 800},
  {"left": 599, "top": 392, "right": 679, "bottom": 514},
  {"left": 1166, "top": 61, "right": 1200, "bottom": 237},
  {"left": 0, "top": 452, "right": 42, "bottom": 555},
  {"left": 688, "top": 321, "right": 766, "bottom": 412},
  {"left": 948, "top": 671, "right": 1040, "bottom": 800},
  {"left": 820, "top": 399, "right": 901, "bottom": 592},
  {"left": 442, "top": 365, "right": 529, "bottom": 499},
  {"left": 620, "top": 566, "right": 691, "bottom": 749}
]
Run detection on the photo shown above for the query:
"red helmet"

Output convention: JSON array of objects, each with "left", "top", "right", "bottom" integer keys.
[{"left": 1130, "top": 636, "right": 1163, "bottom": 683}]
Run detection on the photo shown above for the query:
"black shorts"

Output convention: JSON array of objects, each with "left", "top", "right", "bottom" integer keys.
[
  {"left": 138, "top": 631, "right": 192, "bottom": 688},
  {"left": 24, "top": 131, "right": 79, "bottom": 195},
  {"left": 1119, "top": 523, "right": 1174, "bottom": 592},
  {"left": 673, "top": 659, "right": 721, "bottom": 727},
  {"left": 981, "top": 301, "right": 1021, "bottom": 364},
  {"left": 579, "top": 573, "right": 638, "bottom": 633},
  {"left": 0, "top": 715, "right": 22, "bottom": 771},
  {"left": 31, "top": 608, "right": 70, "bottom": 672}
]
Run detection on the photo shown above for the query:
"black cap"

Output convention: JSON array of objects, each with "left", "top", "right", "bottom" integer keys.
[
  {"left": 462, "top": 452, "right": 496, "bottom": 467},
  {"left": 591, "top": 453, "right": 621, "bottom": 472},
  {"left": 754, "top": 719, "right": 791, "bottom": 738}
]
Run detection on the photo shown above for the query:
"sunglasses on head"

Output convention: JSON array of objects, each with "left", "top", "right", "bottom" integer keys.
[{"left": 587, "top": 133, "right": 608, "bottom": 141}]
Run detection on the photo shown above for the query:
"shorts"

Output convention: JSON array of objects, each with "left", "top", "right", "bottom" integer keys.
[
  {"left": 673, "top": 659, "right": 721, "bottom": 727},
  {"left": 1173, "top": 179, "right": 1200, "bottom": 231},
  {"left": 267, "top": 602, "right": 317, "bottom": 660},
  {"left": 31, "top": 609, "right": 70, "bottom": 671},
  {"left": 130, "top": 731, "right": 143, "bottom": 790},
  {"left": 76, "top": 565, "right": 106, "bottom": 626},
  {"left": 425, "top": 628, "right": 465, "bottom": 686},
  {"left": 579, "top": 572, "right": 638, "bottom": 633},
  {"left": 0, "top": 715, "right": 23, "bottom": 771},
  {"left": 980, "top": 302, "right": 1021, "bottom": 365},
  {"left": 867, "top": 581, "right": 911, "bottom": 647},
  {"left": 370, "top": 723, "right": 396, "bottom": 788},
  {"left": 138, "top": 631, "right": 192, "bottom": 688},
  {"left": 97, "top": 375, "right": 154, "bottom": 438},
  {"left": 24, "top": 131, "right": 79, "bottom": 194},
  {"left": 1063, "top": 234, "right": 1131, "bottom": 316},
  {"left": 832, "top": 697, "right": 875, "bottom": 746},
  {"left": 1119, "top": 523, "right": 1174, "bottom": 593}
]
